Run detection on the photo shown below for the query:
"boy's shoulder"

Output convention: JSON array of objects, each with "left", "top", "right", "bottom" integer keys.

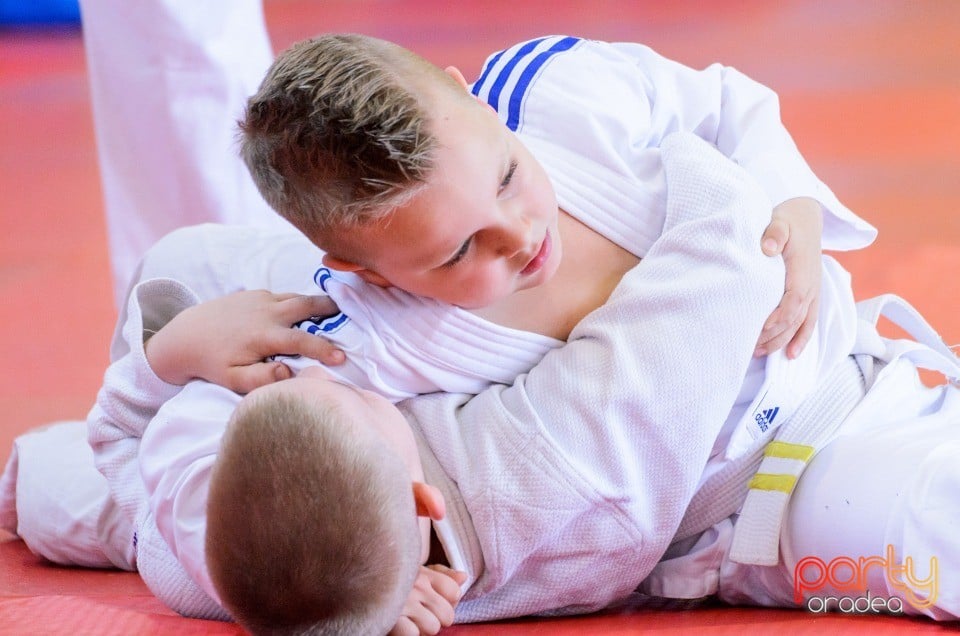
[
  {"left": 470, "top": 35, "right": 655, "bottom": 139},
  {"left": 470, "top": 35, "right": 585, "bottom": 131}
]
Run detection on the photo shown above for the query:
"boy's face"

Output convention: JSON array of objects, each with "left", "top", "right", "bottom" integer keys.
[{"left": 324, "top": 82, "right": 562, "bottom": 310}]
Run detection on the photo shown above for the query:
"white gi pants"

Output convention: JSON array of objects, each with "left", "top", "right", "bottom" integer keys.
[
  {"left": 79, "top": 0, "right": 287, "bottom": 306},
  {"left": 0, "top": 421, "right": 135, "bottom": 570},
  {"left": 720, "top": 358, "right": 960, "bottom": 620}
]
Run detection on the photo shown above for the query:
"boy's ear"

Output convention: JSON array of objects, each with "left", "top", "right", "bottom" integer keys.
[
  {"left": 444, "top": 65, "right": 469, "bottom": 90},
  {"left": 321, "top": 254, "right": 392, "bottom": 288},
  {"left": 412, "top": 481, "right": 446, "bottom": 521},
  {"left": 445, "top": 65, "right": 497, "bottom": 116}
]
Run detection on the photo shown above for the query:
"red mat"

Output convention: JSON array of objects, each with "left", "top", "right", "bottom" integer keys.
[
  {"left": 2, "top": 536, "right": 951, "bottom": 635},
  {"left": 1, "top": 1, "right": 957, "bottom": 633}
]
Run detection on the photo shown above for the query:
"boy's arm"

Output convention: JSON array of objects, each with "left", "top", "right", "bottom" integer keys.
[
  {"left": 614, "top": 39, "right": 877, "bottom": 251},
  {"left": 622, "top": 43, "right": 856, "bottom": 358},
  {"left": 90, "top": 279, "right": 340, "bottom": 539},
  {"left": 617, "top": 41, "right": 870, "bottom": 358},
  {"left": 138, "top": 380, "right": 239, "bottom": 604},
  {"left": 88, "top": 279, "right": 203, "bottom": 530},
  {"left": 145, "top": 289, "right": 341, "bottom": 393}
]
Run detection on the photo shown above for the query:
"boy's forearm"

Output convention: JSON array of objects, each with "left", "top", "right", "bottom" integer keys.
[{"left": 139, "top": 381, "right": 240, "bottom": 605}]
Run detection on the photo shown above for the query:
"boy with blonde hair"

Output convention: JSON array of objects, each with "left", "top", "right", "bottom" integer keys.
[
  {"left": 130, "top": 32, "right": 870, "bottom": 631},
  {"left": 237, "top": 33, "right": 876, "bottom": 349},
  {"left": 3, "top": 28, "right": 889, "bottom": 635}
]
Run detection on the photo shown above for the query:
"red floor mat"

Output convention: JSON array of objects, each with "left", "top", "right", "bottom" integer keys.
[{"left": 1, "top": 1, "right": 957, "bottom": 633}]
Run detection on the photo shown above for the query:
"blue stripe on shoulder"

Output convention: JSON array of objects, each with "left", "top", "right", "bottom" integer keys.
[
  {"left": 469, "top": 36, "right": 581, "bottom": 131},
  {"left": 470, "top": 48, "right": 506, "bottom": 97},
  {"left": 505, "top": 36, "right": 579, "bottom": 131},
  {"left": 471, "top": 37, "right": 547, "bottom": 106},
  {"left": 485, "top": 38, "right": 548, "bottom": 111}
]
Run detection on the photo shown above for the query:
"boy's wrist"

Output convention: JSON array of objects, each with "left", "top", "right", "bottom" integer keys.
[{"left": 144, "top": 318, "right": 194, "bottom": 385}]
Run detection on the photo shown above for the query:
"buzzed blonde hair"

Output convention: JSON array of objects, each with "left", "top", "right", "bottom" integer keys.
[
  {"left": 239, "top": 33, "right": 463, "bottom": 245},
  {"left": 206, "top": 391, "right": 421, "bottom": 635}
]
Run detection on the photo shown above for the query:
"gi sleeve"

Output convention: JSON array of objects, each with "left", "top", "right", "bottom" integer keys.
[
  {"left": 87, "top": 278, "right": 199, "bottom": 531},
  {"left": 402, "top": 133, "right": 787, "bottom": 621},
  {"left": 87, "top": 224, "right": 253, "bottom": 530},
  {"left": 138, "top": 380, "right": 240, "bottom": 605},
  {"left": 608, "top": 39, "right": 877, "bottom": 250}
]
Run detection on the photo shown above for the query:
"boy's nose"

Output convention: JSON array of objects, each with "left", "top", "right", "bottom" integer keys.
[{"left": 494, "top": 215, "right": 531, "bottom": 258}]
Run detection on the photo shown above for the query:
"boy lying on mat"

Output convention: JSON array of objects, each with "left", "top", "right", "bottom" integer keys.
[
  {"left": 118, "top": 32, "right": 840, "bottom": 630},
  {"left": 71, "top": 129, "right": 815, "bottom": 634},
  {"left": 5, "top": 32, "right": 830, "bottom": 633},
  {"left": 12, "top": 33, "right": 959, "bottom": 635}
]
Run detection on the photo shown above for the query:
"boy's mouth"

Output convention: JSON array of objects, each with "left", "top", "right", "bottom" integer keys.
[{"left": 520, "top": 230, "right": 551, "bottom": 276}]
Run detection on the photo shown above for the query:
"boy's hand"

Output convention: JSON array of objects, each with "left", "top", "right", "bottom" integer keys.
[
  {"left": 145, "top": 290, "right": 344, "bottom": 393},
  {"left": 756, "top": 197, "right": 823, "bottom": 359},
  {"left": 390, "top": 565, "right": 467, "bottom": 636}
]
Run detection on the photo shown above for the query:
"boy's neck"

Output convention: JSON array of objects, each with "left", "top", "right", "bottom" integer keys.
[{"left": 469, "top": 210, "right": 639, "bottom": 340}]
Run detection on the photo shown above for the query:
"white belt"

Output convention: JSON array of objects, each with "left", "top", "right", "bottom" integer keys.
[
  {"left": 728, "top": 356, "right": 864, "bottom": 565},
  {"left": 676, "top": 294, "right": 960, "bottom": 567},
  {"left": 674, "top": 356, "right": 864, "bottom": 561},
  {"left": 730, "top": 294, "right": 959, "bottom": 566}
]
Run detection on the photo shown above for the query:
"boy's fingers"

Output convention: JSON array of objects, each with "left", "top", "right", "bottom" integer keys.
[
  {"left": 279, "top": 294, "right": 340, "bottom": 322},
  {"left": 388, "top": 617, "right": 419, "bottom": 636},
  {"left": 271, "top": 362, "right": 295, "bottom": 382},
  {"left": 759, "top": 290, "right": 805, "bottom": 337},
  {"left": 756, "top": 292, "right": 808, "bottom": 357},
  {"left": 785, "top": 321, "right": 813, "bottom": 360},
  {"left": 755, "top": 326, "right": 791, "bottom": 358},
  {"left": 418, "top": 592, "right": 456, "bottom": 629},
  {"left": 427, "top": 564, "right": 468, "bottom": 586},
  {"left": 272, "top": 329, "right": 346, "bottom": 365},
  {"left": 423, "top": 566, "right": 463, "bottom": 604},
  {"left": 786, "top": 298, "right": 819, "bottom": 359},
  {"left": 224, "top": 362, "right": 291, "bottom": 394},
  {"left": 761, "top": 217, "right": 790, "bottom": 256},
  {"left": 402, "top": 604, "right": 443, "bottom": 636}
]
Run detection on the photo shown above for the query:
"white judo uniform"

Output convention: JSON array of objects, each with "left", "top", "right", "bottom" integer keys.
[
  {"left": 406, "top": 136, "right": 960, "bottom": 621},
  {"left": 112, "top": 35, "right": 879, "bottom": 616},
  {"left": 2, "top": 19, "right": 958, "bottom": 627}
]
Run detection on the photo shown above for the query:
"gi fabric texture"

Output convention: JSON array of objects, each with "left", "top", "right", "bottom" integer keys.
[{"left": 4, "top": 31, "right": 908, "bottom": 621}]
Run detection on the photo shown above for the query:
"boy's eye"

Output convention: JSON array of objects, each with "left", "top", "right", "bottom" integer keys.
[
  {"left": 498, "top": 160, "right": 518, "bottom": 194},
  {"left": 443, "top": 238, "right": 472, "bottom": 268}
]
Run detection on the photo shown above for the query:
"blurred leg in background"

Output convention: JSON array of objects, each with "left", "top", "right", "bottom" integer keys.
[{"left": 79, "top": 0, "right": 290, "bottom": 306}]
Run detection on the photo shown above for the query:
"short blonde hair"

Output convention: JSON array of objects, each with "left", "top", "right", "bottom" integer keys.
[
  {"left": 206, "top": 391, "right": 421, "bottom": 635},
  {"left": 239, "top": 33, "right": 461, "bottom": 244}
]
